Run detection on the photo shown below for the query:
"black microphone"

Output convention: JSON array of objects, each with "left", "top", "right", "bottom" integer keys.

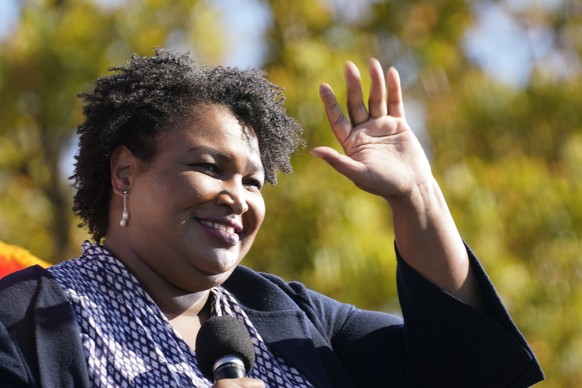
[{"left": 196, "top": 315, "right": 255, "bottom": 381}]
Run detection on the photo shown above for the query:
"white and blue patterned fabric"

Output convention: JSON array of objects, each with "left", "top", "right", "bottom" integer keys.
[{"left": 48, "top": 242, "right": 312, "bottom": 387}]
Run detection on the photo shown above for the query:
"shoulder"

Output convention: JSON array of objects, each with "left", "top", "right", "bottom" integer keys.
[
  {"left": 0, "top": 265, "right": 69, "bottom": 325},
  {"left": 0, "top": 265, "right": 48, "bottom": 289},
  {"left": 225, "top": 265, "right": 402, "bottom": 336},
  {"left": 1, "top": 266, "right": 56, "bottom": 304},
  {"left": 0, "top": 265, "right": 91, "bottom": 387},
  {"left": 224, "top": 265, "right": 344, "bottom": 313}
]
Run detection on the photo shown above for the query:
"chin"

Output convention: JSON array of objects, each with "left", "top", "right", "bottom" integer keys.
[
  {"left": 210, "top": 248, "right": 245, "bottom": 270},
  {"left": 203, "top": 254, "right": 241, "bottom": 276},
  {"left": 198, "top": 268, "right": 236, "bottom": 290}
]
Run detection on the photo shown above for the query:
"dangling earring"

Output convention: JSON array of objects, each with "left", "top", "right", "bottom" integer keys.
[{"left": 120, "top": 190, "right": 129, "bottom": 227}]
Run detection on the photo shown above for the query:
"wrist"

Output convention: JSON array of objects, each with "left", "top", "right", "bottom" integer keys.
[{"left": 388, "top": 177, "right": 445, "bottom": 227}]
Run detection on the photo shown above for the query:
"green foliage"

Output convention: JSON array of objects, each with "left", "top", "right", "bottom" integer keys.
[
  {"left": 1, "top": 0, "right": 580, "bottom": 385},
  {"left": 0, "top": 0, "right": 225, "bottom": 259}
]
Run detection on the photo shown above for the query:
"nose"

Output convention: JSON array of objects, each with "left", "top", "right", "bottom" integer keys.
[{"left": 216, "top": 179, "right": 249, "bottom": 215}]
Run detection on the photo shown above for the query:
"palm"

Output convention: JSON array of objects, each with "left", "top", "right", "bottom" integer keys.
[{"left": 313, "top": 59, "right": 432, "bottom": 202}]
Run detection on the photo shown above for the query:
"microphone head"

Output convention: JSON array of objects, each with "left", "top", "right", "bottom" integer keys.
[{"left": 196, "top": 315, "right": 255, "bottom": 381}]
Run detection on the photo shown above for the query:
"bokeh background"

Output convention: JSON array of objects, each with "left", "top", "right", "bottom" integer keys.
[{"left": 0, "top": 0, "right": 580, "bottom": 386}]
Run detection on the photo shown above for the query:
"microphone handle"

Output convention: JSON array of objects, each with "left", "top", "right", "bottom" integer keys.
[{"left": 213, "top": 356, "right": 247, "bottom": 380}]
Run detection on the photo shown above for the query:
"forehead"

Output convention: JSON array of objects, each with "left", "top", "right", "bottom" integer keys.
[
  {"left": 160, "top": 104, "right": 262, "bottom": 166},
  {"left": 187, "top": 104, "right": 254, "bottom": 139}
]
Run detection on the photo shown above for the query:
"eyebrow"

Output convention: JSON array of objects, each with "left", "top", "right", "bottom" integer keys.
[{"left": 186, "top": 146, "right": 228, "bottom": 162}]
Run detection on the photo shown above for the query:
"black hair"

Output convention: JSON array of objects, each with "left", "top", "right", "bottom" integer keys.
[{"left": 72, "top": 48, "right": 304, "bottom": 241}]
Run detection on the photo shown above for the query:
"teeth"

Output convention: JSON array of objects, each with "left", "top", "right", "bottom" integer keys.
[{"left": 201, "top": 220, "right": 236, "bottom": 234}]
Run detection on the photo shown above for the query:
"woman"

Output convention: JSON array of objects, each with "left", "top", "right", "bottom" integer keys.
[{"left": 0, "top": 50, "right": 543, "bottom": 387}]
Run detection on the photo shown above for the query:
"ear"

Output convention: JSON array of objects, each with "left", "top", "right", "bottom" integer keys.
[{"left": 110, "top": 146, "right": 136, "bottom": 195}]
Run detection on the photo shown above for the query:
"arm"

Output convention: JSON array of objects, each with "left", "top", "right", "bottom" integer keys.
[
  {"left": 0, "top": 266, "right": 91, "bottom": 388},
  {"left": 0, "top": 321, "right": 30, "bottom": 387},
  {"left": 312, "top": 59, "right": 543, "bottom": 386},
  {"left": 312, "top": 59, "right": 481, "bottom": 308}
]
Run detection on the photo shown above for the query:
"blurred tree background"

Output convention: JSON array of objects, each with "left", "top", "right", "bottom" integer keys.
[{"left": 0, "top": 0, "right": 580, "bottom": 386}]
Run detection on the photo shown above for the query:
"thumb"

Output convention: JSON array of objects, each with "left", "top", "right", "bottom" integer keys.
[{"left": 310, "top": 147, "right": 365, "bottom": 181}]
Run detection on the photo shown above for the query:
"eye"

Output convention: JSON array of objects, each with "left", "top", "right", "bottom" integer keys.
[
  {"left": 188, "top": 163, "right": 220, "bottom": 175},
  {"left": 199, "top": 163, "right": 218, "bottom": 173},
  {"left": 244, "top": 177, "right": 263, "bottom": 191}
]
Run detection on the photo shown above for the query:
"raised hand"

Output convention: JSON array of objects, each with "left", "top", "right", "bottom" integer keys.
[
  {"left": 311, "top": 58, "right": 432, "bottom": 203},
  {"left": 314, "top": 58, "right": 482, "bottom": 309}
]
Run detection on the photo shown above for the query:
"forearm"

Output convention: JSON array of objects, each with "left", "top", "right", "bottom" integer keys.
[{"left": 389, "top": 177, "right": 483, "bottom": 309}]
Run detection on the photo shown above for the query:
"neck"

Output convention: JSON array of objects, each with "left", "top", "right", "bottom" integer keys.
[
  {"left": 102, "top": 237, "right": 212, "bottom": 319},
  {"left": 159, "top": 290, "right": 212, "bottom": 320}
]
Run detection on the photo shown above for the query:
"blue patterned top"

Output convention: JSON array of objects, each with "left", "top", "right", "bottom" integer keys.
[{"left": 48, "top": 242, "right": 312, "bottom": 387}]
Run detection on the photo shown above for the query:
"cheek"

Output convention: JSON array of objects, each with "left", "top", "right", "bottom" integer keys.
[
  {"left": 132, "top": 175, "right": 210, "bottom": 218},
  {"left": 248, "top": 194, "right": 266, "bottom": 232},
  {"left": 171, "top": 173, "right": 219, "bottom": 204}
]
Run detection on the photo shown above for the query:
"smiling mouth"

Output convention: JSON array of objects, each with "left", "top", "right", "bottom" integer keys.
[{"left": 199, "top": 220, "right": 237, "bottom": 235}]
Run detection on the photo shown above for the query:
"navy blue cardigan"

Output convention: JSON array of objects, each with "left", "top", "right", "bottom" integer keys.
[{"left": 0, "top": 249, "right": 543, "bottom": 387}]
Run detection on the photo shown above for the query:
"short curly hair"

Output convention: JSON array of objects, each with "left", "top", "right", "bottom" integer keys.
[{"left": 72, "top": 49, "right": 304, "bottom": 242}]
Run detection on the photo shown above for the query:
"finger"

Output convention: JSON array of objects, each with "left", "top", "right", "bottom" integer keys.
[
  {"left": 212, "top": 377, "right": 265, "bottom": 387},
  {"left": 344, "top": 61, "right": 369, "bottom": 126},
  {"left": 387, "top": 66, "right": 405, "bottom": 118},
  {"left": 319, "top": 83, "right": 352, "bottom": 144},
  {"left": 368, "top": 58, "right": 388, "bottom": 118},
  {"left": 311, "top": 146, "right": 365, "bottom": 180}
]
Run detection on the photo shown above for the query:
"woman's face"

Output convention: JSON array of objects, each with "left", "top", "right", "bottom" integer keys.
[{"left": 115, "top": 104, "right": 266, "bottom": 292}]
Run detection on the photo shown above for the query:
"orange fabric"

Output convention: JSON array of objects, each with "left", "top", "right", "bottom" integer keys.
[{"left": 0, "top": 241, "right": 49, "bottom": 278}]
